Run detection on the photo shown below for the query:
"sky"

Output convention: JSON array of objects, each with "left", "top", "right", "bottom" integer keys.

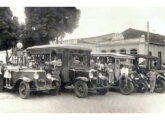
[{"left": 10, "top": 7, "right": 165, "bottom": 40}]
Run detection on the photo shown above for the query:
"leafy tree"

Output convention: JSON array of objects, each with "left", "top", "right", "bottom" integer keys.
[
  {"left": 0, "top": 7, "right": 20, "bottom": 61},
  {"left": 23, "top": 7, "right": 80, "bottom": 48}
]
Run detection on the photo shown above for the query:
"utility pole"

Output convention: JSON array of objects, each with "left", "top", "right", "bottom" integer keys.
[
  {"left": 147, "top": 21, "right": 150, "bottom": 55},
  {"left": 147, "top": 21, "right": 150, "bottom": 70}
]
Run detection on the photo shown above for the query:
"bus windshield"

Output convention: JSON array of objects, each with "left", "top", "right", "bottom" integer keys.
[{"left": 68, "top": 54, "right": 88, "bottom": 67}]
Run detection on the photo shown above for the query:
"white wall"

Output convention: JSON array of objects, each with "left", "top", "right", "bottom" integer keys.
[
  {"left": 149, "top": 44, "right": 165, "bottom": 63},
  {"left": 0, "top": 49, "right": 12, "bottom": 64}
]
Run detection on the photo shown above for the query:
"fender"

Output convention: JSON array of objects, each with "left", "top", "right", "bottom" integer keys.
[
  {"left": 90, "top": 69, "right": 97, "bottom": 72},
  {"left": 51, "top": 78, "right": 61, "bottom": 87},
  {"left": 99, "top": 76, "right": 108, "bottom": 81},
  {"left": 119, "top": 76, "right": 132, "bottom": 82},
  {"left": 74, "top": 77, "right": 89, "bottom": 82},
  {"left": 51, "top": 77, "right": 60, "bottom": 82},
  {"left": 18, "top": 77, "right": 33, "bottom": 82}
]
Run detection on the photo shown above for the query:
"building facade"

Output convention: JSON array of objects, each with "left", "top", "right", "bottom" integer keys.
[{"left": 63, "top": 28, "right": 165, "bottom": 63}]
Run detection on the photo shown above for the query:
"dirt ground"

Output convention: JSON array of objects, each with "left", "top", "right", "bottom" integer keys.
[{"left": 0, "top": 88, "right": 165, "bottom": 113}]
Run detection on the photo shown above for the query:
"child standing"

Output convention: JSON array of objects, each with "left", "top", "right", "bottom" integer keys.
[
  {"left": 147, "top": 68, "right": 158, "bottom": 93},
  {"left": 4, "top": 62, "right": 12, "bottom": 87}
]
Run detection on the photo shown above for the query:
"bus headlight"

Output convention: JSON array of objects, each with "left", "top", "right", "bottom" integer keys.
[
  {"left": 140, "top": 74, "right": 144, "bottom": 78},
  {"left": 33, "top": 72, "right": 39, "bottom": 79},
  {"left": 89, "top": 72, "right": 93, "bottom": 79},
  {"left": 163, "top": 73, "right": 165, "bottom": 76},
  {"left": 99, "top": 73, "right": 103, "bottom": 78},
  {"left": 46, "top": 73, "right": 52, "bottom": 79}
]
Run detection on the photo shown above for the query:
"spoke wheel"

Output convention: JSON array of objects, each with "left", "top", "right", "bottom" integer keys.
[
  {"left": 120, "top": 79, "right": 134, "bottom": 95},
  {"left": 74, "top": 81, "right": 88, "bottom": 98},
  {"left": 136, "top": 82, "right": 148, "bottom": 93},
  {"left": 19, "top": 81, "right": 30, "bottom": 99}
]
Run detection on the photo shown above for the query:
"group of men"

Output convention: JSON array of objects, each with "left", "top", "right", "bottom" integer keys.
[
  {"left": 91, "top": 57, "right": 158, "bottom": 93},
  {"left": 91, "top": 57, "right": 129, "bottom": 85}
]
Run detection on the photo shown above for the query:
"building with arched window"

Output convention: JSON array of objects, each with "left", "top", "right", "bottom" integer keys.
[
  {"left": 63, "top": 28, "right": 165, "bottom": 63},
  {"left": 130, "top": 49, "right": 137, "bottom": 54},
  {"left": 120, "top": 49, "right": 126, "bottom": 54},
  {"left": 110, "top": 49, "right": 116, "bottom": 53},
  {"left": 101, "top": 50, "right": 106, "bottom": 52}
]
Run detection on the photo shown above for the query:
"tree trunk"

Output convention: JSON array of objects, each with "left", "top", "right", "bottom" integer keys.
[
  {"left": 8, "top": 51, "right": 13, "bottom": 62},
  {"left": 6, "top": 50, "right": 9, "bottom": 63}
]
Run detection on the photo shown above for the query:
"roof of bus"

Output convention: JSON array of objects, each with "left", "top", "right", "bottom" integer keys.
[
  {"left": 130, "top": 54, "right": 159, "bottom": 60},
  {"left": 27, "top": 44, "right": 92, "bottom": 52},
  {"left": 91, "top": 52, "right": 135, "bottom": 59}
]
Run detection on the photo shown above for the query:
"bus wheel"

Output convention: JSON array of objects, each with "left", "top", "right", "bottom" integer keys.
[
  {"left": 19, "top": 81, "right": 30, "bottom": 99},
  {"left": 120, "top": 80, "right": 134, "bottom": 95},
  {"left": 74, "top": 81, "right": 88, "bottom": 98}
]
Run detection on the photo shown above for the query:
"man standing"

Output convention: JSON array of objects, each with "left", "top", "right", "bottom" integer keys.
[
  {"left": 120, "top": 64, "right": 129, "bottom": 85},
  {"left": 106, "top": 59, "right": 115, "bottom": 84},
  {"left": 0, "top": 61, "right": 3, "bottom": 92},
  {"left": 147, "top": 68, "right": 158, "bottom": 93}
]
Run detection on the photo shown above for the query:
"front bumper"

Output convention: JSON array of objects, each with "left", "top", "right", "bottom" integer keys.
[
  {"left": 88, "top": 85, "right": 110, "bottom": 91},
  {"left": 30, "top": 86, "right": 58, "bottom": 92}
]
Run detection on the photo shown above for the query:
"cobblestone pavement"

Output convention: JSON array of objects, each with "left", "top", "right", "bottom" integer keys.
[{"left": 0, "top": 88, "right": 165, "bottom": 113}]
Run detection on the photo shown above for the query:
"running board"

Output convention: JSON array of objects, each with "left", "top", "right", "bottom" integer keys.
[
  {"left": 3, "top": 86, "right": 14, "bottom": 90},
  {"left": 109, "top": 86, "right": 119, "bottom": 89}
]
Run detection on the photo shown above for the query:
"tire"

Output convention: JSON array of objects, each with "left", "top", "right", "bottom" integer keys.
[
  {"left": 0, "top": 75, "right": 3, "bottom": 92},
  {"left": 74, "top": 81, "right": 88, "bottom": 98},
  {"left": 136, "top": 81, "right": 148, "bottom": 93},
  {"left": 97, "top": 81, "right": 108, "bottom": 95},
  {"left": 60, "top": 84, "right": 66, "bottom": 91},
  {"left": 0, "top": 85, "right": 3, "bottom": 92},
  {"left": 120, "top": 80, "right": 134, "bottom": 95},
  {"left": 19, "top": 81, "right": 30, "bottom": 99},
  {"left": 155, "top": 79, "right": 165, "bottom": 93},
  {"left": 49, "top": 88, "right": 59, "bottom": 96}
]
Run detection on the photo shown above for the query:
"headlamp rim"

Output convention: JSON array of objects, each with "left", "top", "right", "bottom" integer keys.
[
  {"left": 33, "top": 72, "right": 39, "bottom": 79},
  {"left": 89, "top": 72, "right": 94, "bottom": 78},
  {"left": 46, "top": 73, "right": 52, "bottom": 79}
]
